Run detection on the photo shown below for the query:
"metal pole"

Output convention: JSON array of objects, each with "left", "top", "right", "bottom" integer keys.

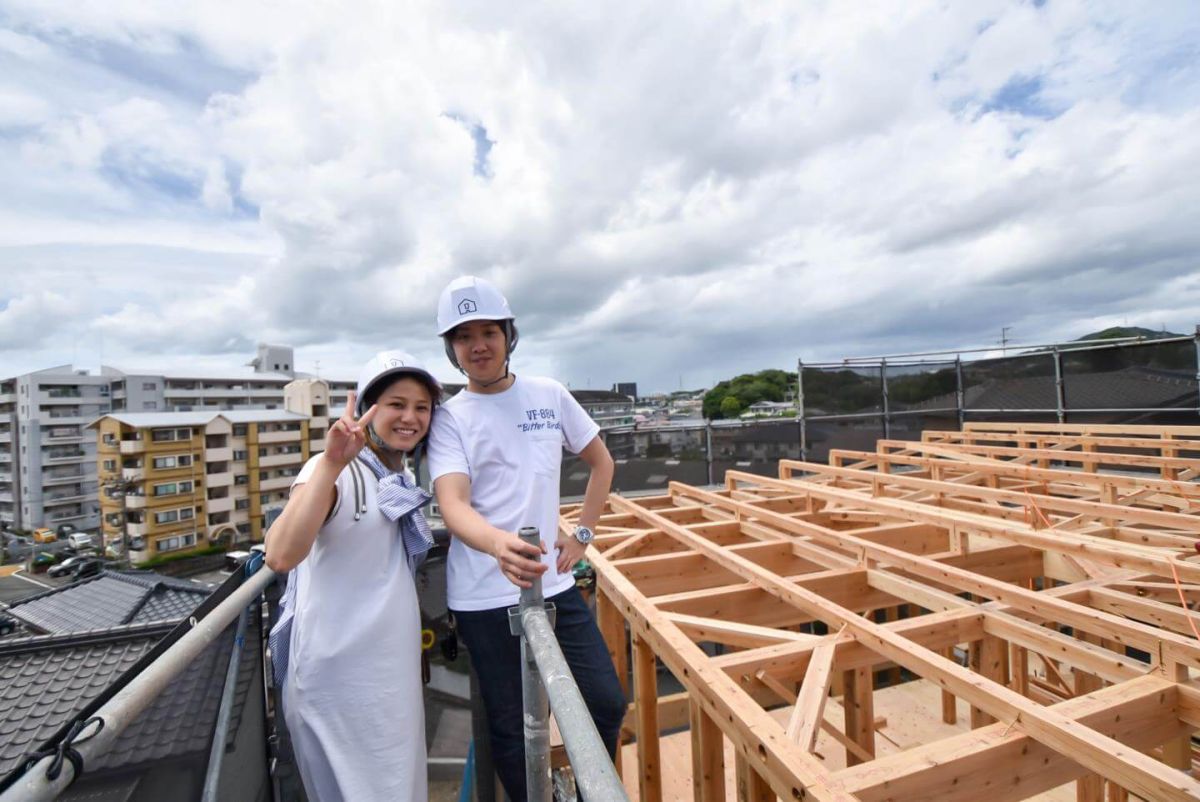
[
  {"left": 954, "top": 356, "right": 965, "bottom": 430},
  {"left": 521, "top": 605, "right": 627, "bottom": 801},
  {"left": 515, "top": 527, "right": 551, "bottom": 802},
  {"left": 0, "top": 566, "right": 276, "bottom": 802},
  {"left": 797, "top": 358, "right": 807, "bottom": 462},
  {"left": 880, "top": 358, "right": 890, "bottom": 439},
  {"left": 1053, "top": 347, "right": 1066, "bottom": 424},
  {"left": 704, "top": 421, "right": 714, "bottom": 486},
  {"left": 201, "top": 604, "right": 251, "bottom": 802}
]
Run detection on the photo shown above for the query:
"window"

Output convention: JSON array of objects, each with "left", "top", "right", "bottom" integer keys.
[
  {"left": 235, "top": 498, "right": 249, "bottom": 510},
  {"left": 152, "top": 429, "right": 174, "bottom": 442},
  {"left": 234, "top": 474, "right": 249, "bottom": 485},
  {"left": 179, "top": 507, "right": 194, "bottom": 521},
  {"left": 155, "top": 509, "right": 179, "bottom": 524},
  {"left": 179, "top": 480, "right": 193, "bottom": 493},
  {"left": 102, "top": 433, "right": 116, "bottom": 446},
  {"left": 142, "top": 382, "right": 157, "bottom": 391},
  {"left": 102, "top": 459, "right": 116, "bottom": 471},
  {"left": 152, "top": 453, "right": 192, "bottom": 469},
  {"left": 233, "top": 425, "right": 247, "bottom": 436},
  {"left": 156, "top": 532, "right": 196, "bottom": 553},
  {"left": 154, "top": 483, "right": 177, "bottom": 497},
  {"left": 232, "top": 450, "right": 247, "bottom": 461},
  {"left": 143, "top": 401, "right": 157, "bottom": 410},
  {"left": 261, "top": 494, "right": 269, "bottom": 505}
]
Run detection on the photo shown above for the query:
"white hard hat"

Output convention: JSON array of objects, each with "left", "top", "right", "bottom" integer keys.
[
  {"left": 436, "top": 275, "right": 515, "bottom": 336},
  {"left": 354, "top": 351, "right": 441, "bottom": 417}
]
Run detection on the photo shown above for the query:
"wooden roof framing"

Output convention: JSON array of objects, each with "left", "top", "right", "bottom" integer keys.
[{"left": 567, "top": 422, "right": 1200, "bottom": 801}]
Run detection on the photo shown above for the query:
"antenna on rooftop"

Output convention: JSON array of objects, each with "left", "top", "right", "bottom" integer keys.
[
  {"left": 999, "top": 326, "right": 1012, "bottom": 354},
  {"left": 314, "top": 360, "right": 321, "bottom": 378}
]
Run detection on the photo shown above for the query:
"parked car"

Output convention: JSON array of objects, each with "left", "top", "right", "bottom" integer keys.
[
  {"left": 0, "top": 615, "right": 16, "bottom": 637},
  {"left": 56, "top": 523, "right": 77, "bottom": 537},
  {"left": 48, "top": 554, "right": 95, "bottom": 578},
  {"left": 224, "top": 550, "right": 251, "bottom": 571},
  {"left": 72, "top": 559, "right": 103, "bottom": 579},
  {"left": 66, "top": 533, "right": 95, "bottom": 552},
  {"left": 31, "top": 551, "right": 59, "bottom": 571},
  {"left": 32, "top": 528, "right": 58, "bottom": 544}
]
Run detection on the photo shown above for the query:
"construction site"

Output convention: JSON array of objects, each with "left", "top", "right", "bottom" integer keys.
[{"left": 567, "top": 421, "right": 1200, "bottom": 801}]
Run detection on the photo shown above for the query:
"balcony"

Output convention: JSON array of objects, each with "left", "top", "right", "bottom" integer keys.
[
  {"left": 0, "top": 432, "right": 12, "bottom": 444},
  {"left": 47, "top": 509, "right": 87, "bottom": 522},
  {"left": 44, "top": 492, "right": 89, "bottom": 505},
  {"left": 258, "top": 452, "right": 301, "bottom": 468},
  {"left": 206, "top": 471, "right": 233, "bottom": 488},
  {"left": 125, "top": 495, "right": 147, "bottom": 509},
  {"left": 120, "top": 440, "right": 146, "bottom": 454},
  {"left": 308, "top": 438, "right": 326, "bottom": 452},
  {"left": 206, "top": 447, "right": 233, "bottom": 463},
  {"left": 126, "top": 521, "right": 148, "bottom": 537},
  {"left": 259, "top": 475, "right": 294, "bottom": 492},
  {"left": 43, "top": 472, "right": 87, "bottom": 485},
  {"left": 206, "top": 496, "right": 234, "bottom": 514},
  {"left": 44, "top": 451, "right": 88, "bottom": 464},
  {"left": 123, "top": 467, "right": 145, "bottom": 482},
  {"left": 0, "top": 491, "right": 12, "bottom": 503},
  {"left": 258, "top": 430, "right": 301, "bottom": 444}
]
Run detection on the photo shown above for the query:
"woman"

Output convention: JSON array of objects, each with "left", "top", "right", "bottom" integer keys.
[{"left": 265, "top": 351, "right": 440, "bottom": 801}]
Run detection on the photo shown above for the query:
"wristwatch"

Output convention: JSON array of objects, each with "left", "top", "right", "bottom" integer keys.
[{"left": 572, "top": 525, "right": 595, "bottom": 545}]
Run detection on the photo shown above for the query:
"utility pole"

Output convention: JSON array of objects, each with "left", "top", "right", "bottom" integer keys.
[
  {"left": 101, "top": 475, "right": 136, "bottom": 569},
  {"left": 999, "top": 326, "right": 1012, "bottom": 354}
]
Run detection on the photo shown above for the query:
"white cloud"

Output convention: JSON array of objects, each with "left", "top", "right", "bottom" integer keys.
[{"left": 1, "top": 1, "right": 1198, "bottom": 389}]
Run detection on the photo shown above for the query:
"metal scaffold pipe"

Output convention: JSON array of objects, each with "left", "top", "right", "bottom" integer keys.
[
  {"left": 510, "top": 526, "right": 628, "bottom": 802},
  {"left": 516, "top": 526, "right": 552, "bottom": 802}
]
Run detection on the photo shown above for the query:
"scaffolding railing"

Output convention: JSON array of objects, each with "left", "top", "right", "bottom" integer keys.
[{"left": 507, "top": 526, "right": 627, "bottom": 802}]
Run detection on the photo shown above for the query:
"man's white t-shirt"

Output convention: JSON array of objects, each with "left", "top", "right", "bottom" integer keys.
[{"left": 428, "top": 375, "right": 600, "bottom": 611}]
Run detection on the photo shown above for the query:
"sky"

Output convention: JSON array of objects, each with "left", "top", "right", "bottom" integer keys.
[{"left": 1, "top": 0, "right": 1198, "bottom": 393}]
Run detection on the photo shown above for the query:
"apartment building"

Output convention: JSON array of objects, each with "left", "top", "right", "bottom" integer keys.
[
  {"left": 569, "top": 390, "right": 637, "bottom": 429},
  {"left": 1, "top": 345, "right": 350, "bottom": 533},
  {"left": 0, "top": 367, "right": 112, "bottom": 531},
  {"left": 91, "top": 378, "right": 329, "bottom": 562}
]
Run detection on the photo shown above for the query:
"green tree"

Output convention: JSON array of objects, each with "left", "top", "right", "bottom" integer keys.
[{"left": 720, "top": 396, "right": 743, "bottom": 417}]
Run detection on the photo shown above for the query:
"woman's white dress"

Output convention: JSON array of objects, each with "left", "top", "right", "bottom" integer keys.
[{"left": 281, "top": 456, "right": 427, "bottom": 801}]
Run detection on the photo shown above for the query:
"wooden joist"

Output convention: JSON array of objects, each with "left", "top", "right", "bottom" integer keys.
[{"left": 569, "top": 421, "right": 1200, "bottom": 801}]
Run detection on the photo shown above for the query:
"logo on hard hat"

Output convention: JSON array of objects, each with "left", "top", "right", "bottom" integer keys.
[
  {"left": 458, "top": 298, "right": 478, "bottom": 315},
  {"left": 384, "top": 358, "right": 404, "bottom": 368}
]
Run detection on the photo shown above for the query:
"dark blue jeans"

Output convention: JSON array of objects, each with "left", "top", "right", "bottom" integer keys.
[{"left": 454, "top": 586, "right": 626, "bottom": 802}]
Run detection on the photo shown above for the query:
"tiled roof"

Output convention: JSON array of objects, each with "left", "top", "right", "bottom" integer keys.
[
  {"left": 4, "top": 572, "right": 210, "bottom": 636},
  {"left": 0, "top": 612, "right": 260, "bottom": 781}
]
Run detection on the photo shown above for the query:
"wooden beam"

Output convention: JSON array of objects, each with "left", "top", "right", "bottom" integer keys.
[
  {"left": 634, "top": 633, "right": 662, "bottom": 802},
  {"left": 690, "top": 699, "right": 726, "bottom": 802},
  {"left": 786, "top": 630, "right": 841, "bottom": 750},
  {"left": 610, "top": 492, "right": 1200, "bottom": 802}
]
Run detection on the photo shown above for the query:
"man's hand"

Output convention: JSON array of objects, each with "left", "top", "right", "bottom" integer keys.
[
  {"left": 492, "top": 531, "right": 548, "bottom": 589},
  {"left": 554, "top": 533, "right": 587, "bottom": 575}
]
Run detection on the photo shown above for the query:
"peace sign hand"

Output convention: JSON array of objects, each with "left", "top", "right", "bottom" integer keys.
[{"left": 323, "top": 392, "right": 378, "bottom": 468}]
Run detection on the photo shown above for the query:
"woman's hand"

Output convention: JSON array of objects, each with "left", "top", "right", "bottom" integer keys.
[{"left": 323, "top": 392, "right": 378, "bottom": 468}]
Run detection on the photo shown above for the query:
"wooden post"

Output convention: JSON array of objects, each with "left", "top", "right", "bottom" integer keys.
[
  {"left": 734, "top": 752, "right": 773, "bottom": 802},
  {"left": 689, "top": 700, "right": 725, "bottom": 802},
  {"left": 1074, "top": 662, "right": 1104, "bottom": 800},
  {"left": 597, "top": 590, "right": 629, "bottom": 777},
  {"left": 940, "top": 646, "right": 957, "bottom": 724},
  {"left": 1162, "top": 662, "right": 1191, "bottom": 771},
  {"left": 633, "top": 633, "right": 662, "bottom": 802},
  {"left": 843, "top": 667, "right": 875, "bottom": 766},
  {"left": 969, "top": 635, "right": 1008, "bottom": 728}
]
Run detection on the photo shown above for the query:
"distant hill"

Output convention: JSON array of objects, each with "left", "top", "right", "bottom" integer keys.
[{"left": 1076, "top": 326, "right": 1184, "bottom": 342}]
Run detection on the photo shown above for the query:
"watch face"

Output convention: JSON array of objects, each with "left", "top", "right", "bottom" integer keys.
[{"left": 575, "top": 526, "right": 594, "bottom": 544}]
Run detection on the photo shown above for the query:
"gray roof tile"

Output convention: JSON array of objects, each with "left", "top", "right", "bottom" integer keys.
[{"left": 4, "top": 572, "right": 209, "bottom": 636}]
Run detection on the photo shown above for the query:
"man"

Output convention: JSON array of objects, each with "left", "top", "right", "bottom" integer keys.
[{"left": 427, "top": 275, "right": 625, "bottom": 800}]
